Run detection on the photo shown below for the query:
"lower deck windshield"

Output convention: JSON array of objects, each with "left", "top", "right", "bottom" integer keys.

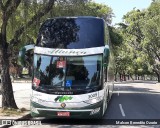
[{"left": 33, "top": 54, "right": 102, "bottom": 94}]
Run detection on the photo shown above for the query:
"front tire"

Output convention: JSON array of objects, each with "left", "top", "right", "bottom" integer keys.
[{"left": 99, "top": 94, "right": 107, "bottom": 118}]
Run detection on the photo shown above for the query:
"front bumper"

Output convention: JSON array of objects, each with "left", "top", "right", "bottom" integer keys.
[{"left": 31, "top": 101, "right": 103, "bottom": 119}]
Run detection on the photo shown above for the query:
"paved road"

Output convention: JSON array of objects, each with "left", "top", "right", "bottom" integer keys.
[
  {"left": 4, "top": 82, "right": 160, "bottom": 127},
  {"left": 105, "top": 81, "right": 160, "bottom": 119}
]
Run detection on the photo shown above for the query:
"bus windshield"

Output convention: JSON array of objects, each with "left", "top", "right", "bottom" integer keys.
[
  {"left": 36, "top": 18, "right": 105, "bottom": 49},
  {"left": 33, "top": 54, "right": 102, "bottom": 94}
]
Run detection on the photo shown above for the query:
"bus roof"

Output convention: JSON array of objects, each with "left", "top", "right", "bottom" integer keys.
[{"left": 46, "top": 16, "right": 104, "bottom": 20}]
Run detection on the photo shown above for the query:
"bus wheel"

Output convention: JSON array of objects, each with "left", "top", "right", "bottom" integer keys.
[
  {"left": 100, "top": 95, "right": 107, "bottom": 118},
  {"left": 99, "top": 91, "right": 108, "bottom": 118},
  {"left": 99, "top": 103, "right": 105, "bottom": 119}
]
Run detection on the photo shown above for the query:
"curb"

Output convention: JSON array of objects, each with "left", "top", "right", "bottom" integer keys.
[
  {"left": 114, "top": 80, "right": 158, "bottom": 84},
  {"left": 1, "top": 112, "right": 31, "bottom": 128}
]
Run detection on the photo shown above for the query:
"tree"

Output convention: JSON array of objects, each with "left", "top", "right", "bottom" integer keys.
[
  {"left": 112, "top": 1, "right": 160, "bottom": 82},
  {"left": 112, "top": 9, "right": 150, "bottom": 81},
  {"left": 49, "top": 0, "right": 113, "bottom": 24},
  {"left": 141, "top": 1, "right": 160, "bottom": 82},
  {"left": 0, "top": 0, "right": 56, "bottom": 109}
]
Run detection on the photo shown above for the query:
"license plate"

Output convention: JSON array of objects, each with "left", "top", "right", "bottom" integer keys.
[{"left": 57, "top": 112, "right": 70, "bottom": 117}]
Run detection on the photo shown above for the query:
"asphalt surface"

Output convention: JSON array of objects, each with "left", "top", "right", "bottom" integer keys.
[
  {"left": 2, "top": 81, "right": 160, "bottom": 128},
  {"left": 105, "top": 82, "right": 160, "bottom": 119}
]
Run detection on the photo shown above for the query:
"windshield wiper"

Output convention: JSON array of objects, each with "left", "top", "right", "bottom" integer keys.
[{"left": 52, "top": 81, "right": 64, "bottom": 86}]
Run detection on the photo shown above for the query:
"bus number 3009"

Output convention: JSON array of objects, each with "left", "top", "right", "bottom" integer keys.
[{"left": 88, "top": 93, "right": 98, "bottom": 99}]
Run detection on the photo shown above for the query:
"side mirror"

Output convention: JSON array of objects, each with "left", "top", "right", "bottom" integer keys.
[
  {"left": 104, "top": 48, "right": 109, "bottom": 59},
  {"left": 18, "top": 44, "right": 35, "bottom": 67},
  {"left": 18, "top": 47, "right": 26, "bottom": 66}
]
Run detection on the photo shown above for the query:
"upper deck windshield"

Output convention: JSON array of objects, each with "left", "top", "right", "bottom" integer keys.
[
  {"left": 36, "top": 17, "right": 105, "bottom": 49},
  {"left": 33, "top": 54, "right": 102, "bottom": 94}
]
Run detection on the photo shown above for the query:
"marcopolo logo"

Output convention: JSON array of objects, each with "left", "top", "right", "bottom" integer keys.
[
  {"left": 61, "top": 103, "right": 66, "bottom": 108},
  {"left": 54, "top": 95, "right": 73, "bottom": 102}
]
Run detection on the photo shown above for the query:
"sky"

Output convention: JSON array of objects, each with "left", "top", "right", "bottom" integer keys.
[{"left": 94, "top": 0, "right": 152, "bottom": 25}]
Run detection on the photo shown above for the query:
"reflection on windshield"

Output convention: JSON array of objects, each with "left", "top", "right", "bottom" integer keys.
[
  {"left": 33, "top": 54, "right": 102, "bottom": 94},
  {"left": 66, "top": 56, "right": 101, "bottom": 89},
  {"left": 34, "top": 55, "right": 65, "bottom": 87},
  {"left": 36, "top": 18, "right": 104, "bottom": 49}
]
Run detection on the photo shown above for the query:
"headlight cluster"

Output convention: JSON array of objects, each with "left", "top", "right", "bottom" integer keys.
[
  {"left": 84, "top": 97, "right": 103, "bottom": 104},
  {"left": 90, "top": 107, "right": 100, "bottom": 115}
]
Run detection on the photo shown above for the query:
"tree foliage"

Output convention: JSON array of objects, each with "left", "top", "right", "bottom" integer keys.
[
  {"left": 0, "top": 0, "right": 56, "bottom": 109},
  {"left": 113, "top": 0, "right": 160, "bottom": 82}
]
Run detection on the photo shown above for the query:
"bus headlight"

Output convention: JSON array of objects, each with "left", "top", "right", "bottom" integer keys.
[
  {"left": 90, "top": 107, "right": 100, "bottom": 115},
  {"left": 84, "top": 97, "right": 103, "bottom": 104}
]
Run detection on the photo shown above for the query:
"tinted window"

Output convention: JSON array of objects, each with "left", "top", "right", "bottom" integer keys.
[
  {"left": 36, "top": 17, "right": 105, "bottom": 49},
  {"left": 33, "top": 54, "right": 102, "bottom": 94}
]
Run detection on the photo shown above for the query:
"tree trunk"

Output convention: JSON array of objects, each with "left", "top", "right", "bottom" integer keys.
[
  {"left": 123, "top": 72, "right": 126, "bottom": 81},
  {"left": 158, "top": 75, "right": 160, "bottom": 83},
  {"left": 127, "top": 75, "right": 129, "bottom": 80},
  {"left": 1, "top": 47, "right": 18, "bottom": 109},
  {"left": 114, "top": 71, "right": 117, "bottom": 81},
  {"left": 0, "top": 9, "right": 18, "bottom": 109},
  {"left": 119, "top": 73, "right": 122, "bottom": 81},
  {"left": 155, "top": 72, "right": 160, "bottom": 83},
  {"left": 130, "top": 74, "right": 134, "bottom": 81},
  {"left": 135, "top": 74, "right": 138, "bottom": 80}
]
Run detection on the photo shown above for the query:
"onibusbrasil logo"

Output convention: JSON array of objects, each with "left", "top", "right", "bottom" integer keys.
[{"left": 54, "top": 95, "right": 73, "bottom": 102}]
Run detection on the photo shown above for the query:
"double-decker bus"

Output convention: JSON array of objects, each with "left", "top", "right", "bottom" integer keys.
[{"left": 19, "top": 16, "right": 115, "bottom": 118}]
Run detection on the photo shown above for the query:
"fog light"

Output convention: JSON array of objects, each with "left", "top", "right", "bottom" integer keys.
[
  {"left": 31, "top": 106, "right": 39, "bottom": 114},
  {"left": 90, "top": 107, "right": 100, "bottom": 115}
]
